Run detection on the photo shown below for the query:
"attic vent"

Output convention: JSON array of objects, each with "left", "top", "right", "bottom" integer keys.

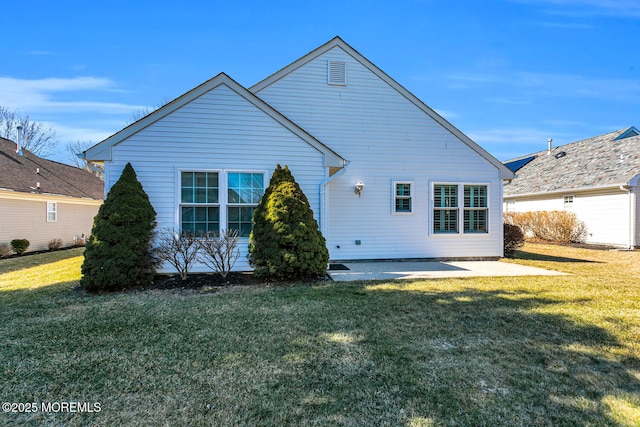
[
  {"left": 554, "top": 151, "right": 567, "bottom": 159},
  {"left": 328, "top": 60, "right": 346, "bottom": 86}
]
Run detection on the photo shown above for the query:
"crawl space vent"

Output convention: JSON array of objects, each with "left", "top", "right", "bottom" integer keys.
[{"left": 328, "top": 60, "right": 347, "bottom": 85}]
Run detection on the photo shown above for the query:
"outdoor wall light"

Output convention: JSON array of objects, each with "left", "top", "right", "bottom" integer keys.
[{"left": 355, "top": 181, "right": 364, "bottom": 197}]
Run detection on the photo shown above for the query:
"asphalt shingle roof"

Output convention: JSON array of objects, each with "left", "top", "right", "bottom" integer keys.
[
  {"left": 503, "top": 127, "right": 640, "bottom": 196},
  {"left": 0, "top": 137, "right": 103, "bottom": 200}
]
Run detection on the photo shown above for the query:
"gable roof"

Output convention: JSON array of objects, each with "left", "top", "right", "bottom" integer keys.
[
  {"left": 83, "top": 73, "right": 346, "bottom": 168},
  {"left": 0, "top": 137, "right": 103, "bottom": 200},
  {"left": 504, "top": 127, "right": 640, "bottom": 197},
  {"left": 250, "top": 36, "right": 514, "bottom": 180}
]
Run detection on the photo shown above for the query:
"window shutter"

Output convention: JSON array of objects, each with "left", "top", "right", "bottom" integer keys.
[{"left": 328, "top": 60, "right": 347, "bottom": 85}]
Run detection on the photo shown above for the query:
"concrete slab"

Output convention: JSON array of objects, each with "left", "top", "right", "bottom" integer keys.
[{"left": 327, "top": 260, "right": 566, "bottom": 282}]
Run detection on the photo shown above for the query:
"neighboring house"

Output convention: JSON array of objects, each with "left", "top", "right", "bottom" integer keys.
[
  {"left": 0, "top": 137, "right": 103, "bottom": 253},
  {"left": 83, "top": 37, "right": 513, "bottom": 272},
  {"left": 503, "top": 127, "right": 640, "bottom": 248}
]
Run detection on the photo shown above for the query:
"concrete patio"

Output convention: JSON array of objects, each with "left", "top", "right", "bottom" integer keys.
[{"left": 327, "top": 260, "right": 566, "bottom": 282}]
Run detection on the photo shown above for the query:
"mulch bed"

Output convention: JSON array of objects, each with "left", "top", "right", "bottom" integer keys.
[{"left": 148, "top": 271, "right": 329, "bottom": 292}]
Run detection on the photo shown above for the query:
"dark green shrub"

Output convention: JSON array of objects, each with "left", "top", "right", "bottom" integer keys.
[
  {"left": 81, "top": 163, "right": 157, "bottom": 292},
  {"left": 249, "top": 164, "right": 329, "bottom": 280},
  {"left": 10, "top": 239, "right": 30, "bottom": 255},
  {"left": 503, "top": 223, "right": 524, "bottom": 258}
]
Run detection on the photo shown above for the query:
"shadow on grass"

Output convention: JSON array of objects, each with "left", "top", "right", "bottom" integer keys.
[
  {"left": 1, "top": 280, "right": 637, "bottom": 426},
  {"left": 512, "top": 250, "right": 601, "bottom": 263},
  {"left": 270, "top": 284, "right": 639, "bottom": 426}
]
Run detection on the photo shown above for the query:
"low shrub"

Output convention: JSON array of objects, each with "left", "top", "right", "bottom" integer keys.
[
  {"left": 198, "top": 229, "right": 240, "bottom": 279},
  {"left": 0, "top": 243, "right": 11, "bottom": 258},
  {"left": 10, "top": 239, "right": 30, "bottom": 255},
  {"left": 48, "top": 238, "right": 64, "bottom": 251},
  {"left": 503, "top": 223, "right": 524, "bottom": 257},
  {"left": 504, "top": 211, "right": 587, "bottom": 243},
  {"left": 154, "top": 228, "right": 200, "bottom": 281}
]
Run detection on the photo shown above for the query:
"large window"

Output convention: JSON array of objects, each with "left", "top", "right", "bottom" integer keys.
[
  {"left": 394, "top": 181, "right": 412, "bottom": 214},
  {"left": 464, "top": 185, "right": 488, "bottom": 233},
  {"left": 433, "top": 184, "right": 458, "bottom": 233},
  {"left": 433, "top": 183, "right": 488, "bottom": 234},
  {"left": 227, "top": 172, "right": 264, "bottom": 237},
  {"left": 180, "top": 171, "right": 264, "bottom": 237},
  {"left": 180, "top": 172, "right": 219, "bottom": 234}
]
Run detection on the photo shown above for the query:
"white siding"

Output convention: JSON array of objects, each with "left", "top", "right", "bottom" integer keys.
[
  {"left": 256, "top": 47, "right": 504, "bottom": 260},
  {"left": 106, "top": 84, "right": 326, "bottom": 272},
  {"left": 505, "top": 189, "right": 632, "bottom": 247}
]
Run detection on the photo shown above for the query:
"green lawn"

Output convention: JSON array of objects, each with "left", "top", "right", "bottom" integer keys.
[{"left": 1, "top": 244, "right": 638, "bottom": 426}]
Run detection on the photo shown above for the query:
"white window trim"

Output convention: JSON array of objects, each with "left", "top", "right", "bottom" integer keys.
[
  {"left": 430, "top": 182, "right": 491, "bottom": 236},
  {"left": 47, "top": 202, "right": 57, "bottom": 222},
  {"left": 563, "top": 195, "right": 574, "bottom": 210},
  {"left": 176, "top": 168, "right": 266, "bottom": 239},
  {"left": 392, "top": 180, "right": 414, "bottom": 215}
]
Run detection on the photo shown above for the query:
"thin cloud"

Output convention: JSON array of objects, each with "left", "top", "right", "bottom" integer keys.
[
  {"left": 0, "top": 76, "right": 145, "bottom": 114},
  {"left": 511, "top": 0, "right": 640, "bottom": 17},
  {"left": 445, "top": 71, "right": 640, "bottom": 103}
]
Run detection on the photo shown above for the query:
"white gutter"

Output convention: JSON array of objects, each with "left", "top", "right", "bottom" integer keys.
[
  {"left": 319, "top": 161, "right": 350, "bottom": 235},
  {"left": 504, "top": 183, "right": 632, "bottom": 199}
]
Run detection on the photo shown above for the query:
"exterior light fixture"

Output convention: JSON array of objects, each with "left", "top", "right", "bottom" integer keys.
[{"left": 355, "top": 181, "right": 364, "bottom": 197}]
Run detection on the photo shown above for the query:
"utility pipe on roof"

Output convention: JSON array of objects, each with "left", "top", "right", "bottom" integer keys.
[
  {"left": 16, "top": 125, "right": 23, "bottom": 156},
  {"left": 547, "top": 138, "right": 552, "bottom": 155}
]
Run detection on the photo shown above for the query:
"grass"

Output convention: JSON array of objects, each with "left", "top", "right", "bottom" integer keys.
[{"left": 1, "top": 244, "right": 638, "bottom": 426}]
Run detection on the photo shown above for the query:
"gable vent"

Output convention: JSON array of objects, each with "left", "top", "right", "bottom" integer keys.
[{"left": 328, "top": 60, "right": 347, "bottom": 86}]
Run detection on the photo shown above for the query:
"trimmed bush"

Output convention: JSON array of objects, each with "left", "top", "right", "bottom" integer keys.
[
  {"left": 81, "top": 163, "right": 157, "bottom": 292},
  {"left": 249, "top": 164, "right": 329, "bottom": 280},
  {"left": 48, "top": 238, "right": 64, "bottom": 251},
  {"left": 11, "top": 239, "right": 30, "bottom": 255},
  {"left": 504, "top": 211, "right": 587, "bottom": 243},
  {"left": 503, "top": 223, "right": 524, "bottom": 258}
]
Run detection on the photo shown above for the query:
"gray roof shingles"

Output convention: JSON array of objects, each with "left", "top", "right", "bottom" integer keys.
[
  {"left": 504, "top": 128, "right": 640, "bottom": 196},
  {"left": 0, "top": 137, "right": 103, "bottom": 200}
]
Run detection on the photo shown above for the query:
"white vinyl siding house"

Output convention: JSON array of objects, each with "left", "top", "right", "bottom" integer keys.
[
  {"left": 85, "top": 37, "right": 513, "bottom": 273},
  {"left": 504, "top": 127, "right": 640, "bottom": 248},
  {"left": 252, "top": 42, "right": 510, "bottom": 260}
]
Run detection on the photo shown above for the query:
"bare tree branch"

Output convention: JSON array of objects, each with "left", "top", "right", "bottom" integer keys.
[{"left": 0, "top": 106, "right": 58, "bottom": 156}]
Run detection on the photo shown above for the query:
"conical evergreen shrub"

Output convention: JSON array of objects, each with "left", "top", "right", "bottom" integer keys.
[
  {"left": 81, "top": 163, "right": 157, "bottom": 291},
  {"left": 249, "top": 165, "right": 329, "bottom": 280}
]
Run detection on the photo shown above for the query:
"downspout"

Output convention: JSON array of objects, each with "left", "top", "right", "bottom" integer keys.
[
  {"left": 621, "top": 184, "right": 636, "bottom": 249},
  {"left": 319, "top": 160, "right": 350, "bottom": 235}
]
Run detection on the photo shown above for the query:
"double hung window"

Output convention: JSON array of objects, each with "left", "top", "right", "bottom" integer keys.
[
  {"left": 394, "top": 182, "right": 412, "bottom": 214},
  {"left": 180, "top": 171, "right": 264, "bottom": 237},
  {"left": 433, "top": 183, "right": 488, "bottom": 234},
  {"left": 433, "top": 184, "right": 459, "bottom": 233},
  {"left": 180, "top": 172, "right": 219, "bottom": 234},
  {"left": 47, "top": 202, "right": 57, "bottom": 222}
]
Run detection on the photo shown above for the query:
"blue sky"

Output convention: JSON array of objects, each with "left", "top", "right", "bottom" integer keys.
[{"left": 2, "top": 0, "right": 638, "bottom": 164}]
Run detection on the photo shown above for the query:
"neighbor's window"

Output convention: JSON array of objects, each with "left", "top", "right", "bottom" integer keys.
[
  {"left": 47, "top": 202, "right": 57, "bottom": 222},
  {"left": 180, "top": 171, "right": 219, "bottom": 234},
  {"left": 563, "top": 195, "right": 574, "bottom": 210},
  {"left": 227, "top": 172, "right": 264, "bottom": 237},
  {"left": 394, "top": 182, "right": 412, "bottom": 214},
  {"left": 433, "top": 184, "right": 458, "bottom": 233},
  {"left": 463, "top": 185, "right": 488, "bottom": 233}
]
